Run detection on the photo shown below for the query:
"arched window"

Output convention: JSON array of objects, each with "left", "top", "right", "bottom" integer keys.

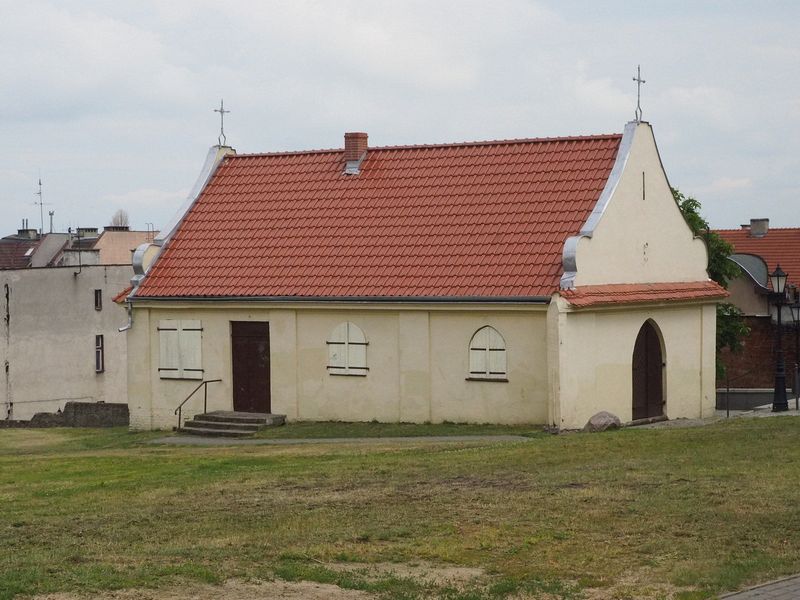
[
  {"left": 327, "top": 322, "right": 368, "bottom": 376},
  {"left": 468, "top": 326, "right": 507, "bottom": 380}
]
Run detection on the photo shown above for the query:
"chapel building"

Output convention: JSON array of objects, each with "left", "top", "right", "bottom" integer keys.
[{"left": 122, "top": 120, "right": 724, "bottom": 430}]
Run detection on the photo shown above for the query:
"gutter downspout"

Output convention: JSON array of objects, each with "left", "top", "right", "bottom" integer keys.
[{"left": 118, "top": 301, "right": 133, "bottom": 332}]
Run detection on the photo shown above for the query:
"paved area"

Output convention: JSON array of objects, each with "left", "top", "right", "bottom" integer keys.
[
  {"left": 150, "top": 434, "right": 533, "bottom": 446},
  {"left": 721, "top": 574, "right": 800, "bottom": 598},
  {"left": 635, "top": 404, "right": 800, "bottom": 430}
]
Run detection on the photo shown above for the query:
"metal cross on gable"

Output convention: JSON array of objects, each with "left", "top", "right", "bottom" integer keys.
[
  {"left": 633, "top": 65, "right": 646, "bottom": 122},
  {"left": 213, "top": 99, "right": 230, "bottom": 146}
]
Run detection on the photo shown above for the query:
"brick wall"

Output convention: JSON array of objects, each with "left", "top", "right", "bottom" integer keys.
[{"left": 718, "top": 316, "right": 800, "bottom": 388}]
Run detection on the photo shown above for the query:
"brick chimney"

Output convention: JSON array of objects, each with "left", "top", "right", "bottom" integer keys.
[
  {"left": 749, "top": 218, "right": 769, "bottom": 238},
  {"left": 343, "top": 132, "right": 368, "bottom": 175}
]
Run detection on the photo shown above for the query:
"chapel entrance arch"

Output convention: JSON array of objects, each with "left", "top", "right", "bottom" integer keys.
[{"left": 631, "top": 320, "right": 664, "bottom": 421}]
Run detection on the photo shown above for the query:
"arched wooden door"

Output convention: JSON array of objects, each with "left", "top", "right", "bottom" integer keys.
[{"left": 632, "top": 321, "right": 664, "bottom": 420}]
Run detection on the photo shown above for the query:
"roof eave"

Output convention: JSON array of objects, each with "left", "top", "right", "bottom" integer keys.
[{"left": 129, "top": 294, "right": 553, "bottom": 304}]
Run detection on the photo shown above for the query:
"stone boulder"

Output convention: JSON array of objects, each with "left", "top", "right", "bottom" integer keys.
[{"left": 583, "top": 411, "right": 621, "bottom": 433}]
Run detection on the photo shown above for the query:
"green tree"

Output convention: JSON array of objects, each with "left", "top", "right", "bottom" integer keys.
[{"left": 672, "top": 188, "right": 749, "bottom": 377}]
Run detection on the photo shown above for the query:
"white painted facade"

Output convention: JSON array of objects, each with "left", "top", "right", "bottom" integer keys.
[
  {"left": 1, "top": 265, "right": 131, "bottom": 420},
  {"left": 125, "top": 121, "right": 719, "bottom": 430}
]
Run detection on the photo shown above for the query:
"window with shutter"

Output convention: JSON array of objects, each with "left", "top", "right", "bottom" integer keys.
[
  {"left": 468, "top": 326, "right": 507, "bottom": 381},
  {"left": 327, "top": 322, "right": 368, "bottom": 376},
  {"left": 95, "top": 335, "right": 104, "bottom": 373},
  {"left": 158, "top": 320, "right": 204, "bottom": 380}
]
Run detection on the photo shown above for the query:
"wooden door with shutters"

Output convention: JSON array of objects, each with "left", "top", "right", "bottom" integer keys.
[
  {"left": 632, "top": 321, "right": 664, "bottom": 421},
  {"left": 231, "top": 322, "right": 270, "bottom": 413}
]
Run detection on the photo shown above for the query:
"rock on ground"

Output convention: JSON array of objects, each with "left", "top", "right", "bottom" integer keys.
[{"left": 583, "top": 411, "right": 621, "bottom": 433}]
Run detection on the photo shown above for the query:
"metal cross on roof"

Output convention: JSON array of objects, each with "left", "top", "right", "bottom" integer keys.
[
  {"left": 633, "top": 65, "right": 646, "bottom": 122},
  {"left": 213, "top": 99, "right": 230, "bottom": 146}
]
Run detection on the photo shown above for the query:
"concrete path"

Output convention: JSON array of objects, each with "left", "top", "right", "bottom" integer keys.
[
  {"left": 150, "top": 434, "right": 532, "bottom": 446},
  {"left": 721, "top": 574, "right": 800, "bottom": 598}
]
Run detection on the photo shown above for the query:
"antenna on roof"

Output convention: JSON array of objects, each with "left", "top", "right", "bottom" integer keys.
[
  {"left": 633, "top": 65, "right": 646, "bottom": 122},
  {"left": 48, "top": 211, "right": 55, "bottom": 233},
  {"left": 33, "top": 177, "right": 51, "bottom": 237},
  {"left": 213, "top": 99, "right": 230, "bottom": 146}
]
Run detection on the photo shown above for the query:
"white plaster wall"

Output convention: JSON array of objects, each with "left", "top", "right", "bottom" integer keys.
[
  {"left": 429, "top": 311, "right": 548, "bottom": 424},
  {"left": 552, "top": 296, "right": 717, "bottom": 430},
  {"left": 127, "top": 302, "right": 548, "bottom": 430},
  {"left": 573, "top": 122, "right": 709, "bottom": 286},
  {"left": 0, "top": 265, "right": 131, "bottom": 420}
]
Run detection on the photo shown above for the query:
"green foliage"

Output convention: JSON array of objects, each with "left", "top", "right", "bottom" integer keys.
[
  {"left": 716, "top": 302, "right": 751, "bottom": 378},
  {"left": 672, "top": 188, "right": 741, "bottom": 288},
  {"left": 672, "top": 188, "right": 750, "bottom": 376}
]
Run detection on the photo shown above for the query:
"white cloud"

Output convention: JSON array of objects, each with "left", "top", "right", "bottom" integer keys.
[{"left": 1, "top": 0, "right": 799, "bottom": 231}]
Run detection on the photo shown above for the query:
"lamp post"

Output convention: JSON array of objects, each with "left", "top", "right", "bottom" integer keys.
[
  {"left": 770, "top": 265, "right": 789, "bottom": 412},
  {"left": 789, "top": 288, "right": 800, "bottom": 411}
]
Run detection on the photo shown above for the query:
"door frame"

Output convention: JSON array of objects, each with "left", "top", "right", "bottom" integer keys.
[
  {"left": 230, "top": 321, "right": 271, "bottom": 413},
  {"left": 631, "top": 319, "right": 666, "bottom": 420}
]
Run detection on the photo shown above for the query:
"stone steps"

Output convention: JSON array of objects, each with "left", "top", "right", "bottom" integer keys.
[{"left": 180, "top": 410, "right": 286, "bottom": 437}]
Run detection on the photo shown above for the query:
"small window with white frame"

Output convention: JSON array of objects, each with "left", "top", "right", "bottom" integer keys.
[
  {"left": 95, "top": 335, "right": 105, "bottom": 373},
  {"left": 94, "top": 289, "right": 103, "bottom": 311},
  {"left": 327, "top": 322, "right": 368, "bottom": 376},
  {"left": 468, "top": 326, "right": 507, "bottom": 381},
  {"left": 158, "top": 320, "right": 204, "bottom": 380}
]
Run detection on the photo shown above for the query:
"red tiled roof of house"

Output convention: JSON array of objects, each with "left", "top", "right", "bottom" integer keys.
[
  {"left": 561, "top": 281, "right": 727, "bottom": 308},
  {"left": 112, "top": 286, "right": 133, "bottom": 303},
  {"left": 715, "top": 228, "right": 800, "bottom": 287},
  {"left": 136, "top": 134, "right": 623, "bottom": 299}
]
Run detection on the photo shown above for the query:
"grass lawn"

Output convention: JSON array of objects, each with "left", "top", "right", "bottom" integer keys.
[
  {"left": 249, "top": 420, "right": 545, "bottom": 439},
  {"left": 2, "top": 418, "right": 800, "bottom": 599}
]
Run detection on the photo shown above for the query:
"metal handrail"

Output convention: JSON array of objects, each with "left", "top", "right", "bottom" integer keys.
[{"left": 174, "top": 379, "right": 222, "bottom": 430}]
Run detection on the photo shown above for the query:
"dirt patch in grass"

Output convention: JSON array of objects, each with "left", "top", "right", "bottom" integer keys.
[
  {"left": 326, "top": 561, "right": 485, "bottom": 587},
  {"left": 581, "top": 568, "right": 701, "bottom": 599},
  {"left": 30, "top": 578, "right": 375, "bottom": 600}
]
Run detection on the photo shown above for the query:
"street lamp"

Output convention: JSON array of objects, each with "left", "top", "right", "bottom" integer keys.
[
  {"left": 789, "top": 288, "right": 800, "bottom": 411},
  {"left": 770, "top": 265, "right": 788, "bottom": 412}
]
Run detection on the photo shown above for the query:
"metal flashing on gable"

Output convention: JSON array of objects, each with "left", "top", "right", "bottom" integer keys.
[
  {"left": 128, "top": 145, "right": 235, "bottom": 299},
  {"left": 155, "top": 145, "right": 235, "bottom": 247},
  {"left": 560, "top": 121, "right": 639, "bottom": 289}
]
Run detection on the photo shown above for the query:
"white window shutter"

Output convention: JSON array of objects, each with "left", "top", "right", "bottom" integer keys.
[
  {"left": 489, "top": 348, "right": 507, "bottom": 375},
  {"left": 328, "top": 343, "right": 346, "bottom": 369},
  {"left": 158, "top": 319, "right": 203, "bottom": 380},
  {"left": 469, "top": 326, "right": 507, "bottom": 379},
  {"left": 348, "top": 342, "right": 367, "bottom": 370},
  {"left": 327, "top": 322, "right": 367, "bottom": 376},
  {"left": 179, "top": 320, "right": 203, "bottom": 380},
  {"left": 158, "top": 320, "right": 181, "bottom": 379},
  {"left": 469, "top": 347, "right": 486, "bottom": 375}
]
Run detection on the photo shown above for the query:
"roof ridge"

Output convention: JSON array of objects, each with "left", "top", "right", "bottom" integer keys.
[
  {"left": 715, "top": 227, "right": 800, "bottom": 232},
  {"left": 232, "top": 132, "right": 623, "bottom": 158}
]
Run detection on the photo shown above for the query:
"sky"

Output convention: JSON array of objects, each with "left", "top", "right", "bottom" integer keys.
[{"left": 2, "top": 0, "right": 799, "bottom": 234}]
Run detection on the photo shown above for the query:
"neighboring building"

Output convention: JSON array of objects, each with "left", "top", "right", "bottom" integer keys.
[
  {"left": 0, "top": 224, "right": 156, "bottom": 420},
  {"left": 123, "top": 120, "right": 724, "bottom": 431},
  {"left": 715, "top": 221, "right": 800, "bottom": 406}
]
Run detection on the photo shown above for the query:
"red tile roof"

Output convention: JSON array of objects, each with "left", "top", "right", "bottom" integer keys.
[
  {"left": 136, "top": 134, "right": 623, "bottom": 299},
  {"left": 715, "top": 228, "right": 800, "bottom": 287},
  {"left": 561, "top": 281, "right": 727, "bottom": 308},
  {"left": 112, "top": 286, "right": 133, "bottom": 304}
]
